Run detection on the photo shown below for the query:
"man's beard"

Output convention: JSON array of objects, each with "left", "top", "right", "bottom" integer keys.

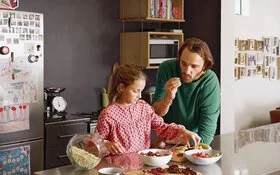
[{"left": 182, "top": 73, "right": 193, "bottom": 83}]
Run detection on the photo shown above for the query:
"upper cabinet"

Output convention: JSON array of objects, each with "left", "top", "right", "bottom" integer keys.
[
  {"left": 120, "top": 0, "right": 185, "bottom": 69},
  {"left": 120, "top": 0, "right": 185, "bottom": 22}
]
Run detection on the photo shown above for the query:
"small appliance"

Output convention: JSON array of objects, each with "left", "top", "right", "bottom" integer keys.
[
  {"left": 149, "top": 38, "right": 179, "bottom": 65},
  {"left": 44, "top": 87, "right": 67, "bottom": 117}
]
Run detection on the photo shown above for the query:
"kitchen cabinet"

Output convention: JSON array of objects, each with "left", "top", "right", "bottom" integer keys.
[
  {"left": 44, "top": 116, "right": 90, "bottom": 169},
  {"left": 120, "top": 0, "right": 185, "bottom": 69},
  {"left": 120, "top": 32, "right": 183, "bottom": 69}
]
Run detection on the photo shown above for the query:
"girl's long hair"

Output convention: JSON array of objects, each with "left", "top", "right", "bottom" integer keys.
[{"left": 107, "top": 64, "right": 147, "bottom": 104}]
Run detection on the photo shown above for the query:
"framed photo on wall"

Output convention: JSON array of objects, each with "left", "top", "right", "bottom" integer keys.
[
  {"left": 240, "top": 67, "right": 246, "bottom": 78},
  {"left": 248, "top": 39, "right": 256, "bottom": 51},
  {"left": 246, "top": 68, "right": 257, "bottom": 77},
  {"left": 263, "top": 36, "right": 272, "bottom": 53},
  {"left": 246, "top": 53, "right": 257, "bottom": 67},
  {"left": 256, "top": 40, "right": 264, "bottom": 51},
  {"left": 238, "top": 40, "right": 248, "bottom": 51},
  {"left": 238, "top": 53, "right": 246, "bottom": 65},
  {"left": 264, "top": 55, "right": 271, "bottom": 67},
  {"left": 257, "top": 53, "right": 264, "bottom": 64},
  {"left": 263, "top": 68, "right": 269, "bottom": 78},
  {"left": 269, "top": 66, "right": 277, "bottom": 80}
]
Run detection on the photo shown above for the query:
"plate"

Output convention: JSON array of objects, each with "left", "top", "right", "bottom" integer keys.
[{"left": 185, "top": 149, "right": 222, "bottom": 165}]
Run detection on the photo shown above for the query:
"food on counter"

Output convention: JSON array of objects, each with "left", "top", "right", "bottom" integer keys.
[
  {"left": 191, "top": 152, "right": 221, "bottom": 158},
  {"left": 69, "top": 146, "right": 101, "bottom": 169},
  {"left": 140, "top": 151, "right": 170, "bottom": 157},
  {"left": 170, "top": 143, "right": 211, "bottom": 162},
  {"left": 142, "top": 165, "right": 197, "bottom": 175}
]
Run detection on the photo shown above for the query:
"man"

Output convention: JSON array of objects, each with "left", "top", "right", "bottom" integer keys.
[{"left": 152, "top": 38, "right": 220, "bottom": 145}]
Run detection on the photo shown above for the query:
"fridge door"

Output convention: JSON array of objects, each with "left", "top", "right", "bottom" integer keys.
[
  {"left": 0, "top": 10, "right": 44, "bottom": 144},
  {"left": 0, "top": 138, "right": 44, "bottom": 173}
]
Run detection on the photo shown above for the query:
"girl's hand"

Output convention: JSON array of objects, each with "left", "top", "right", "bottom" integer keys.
[
  {"left": 180, "top": 129, "right": 201, "bottom": 148},
  {"left": 105, "top": 142, "right": 126, "bottom": 155}
]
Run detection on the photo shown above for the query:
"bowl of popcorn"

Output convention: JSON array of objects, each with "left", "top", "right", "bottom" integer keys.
[{"left": 66, "top": 132, "right": 106, "bottom": 170}]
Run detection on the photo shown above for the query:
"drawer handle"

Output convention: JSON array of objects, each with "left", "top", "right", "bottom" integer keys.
[
  {"left": 58, "top": 134, "right": 75, "bottom": 138},
  {"left": 57, "top": 155, "right": 68, "bottom": 159}
]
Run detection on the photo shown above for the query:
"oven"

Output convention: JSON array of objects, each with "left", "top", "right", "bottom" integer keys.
[{"left": 71, "top": 112, "right": 99, "bottom": 134}]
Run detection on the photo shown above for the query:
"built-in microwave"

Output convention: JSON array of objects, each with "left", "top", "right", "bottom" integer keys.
[{"left": 149, "top": 38, "right": 179, "bottom": 65}]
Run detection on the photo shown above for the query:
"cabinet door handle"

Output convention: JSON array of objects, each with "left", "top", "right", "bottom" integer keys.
[
  {"left": 57, "top": 155, "right": 68, "bottom": 159},
  {"left": 58, "top": 134, "right": 75, "bottom": 138}
]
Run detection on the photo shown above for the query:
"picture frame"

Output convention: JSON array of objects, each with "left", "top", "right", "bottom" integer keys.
[
  {"left": 238, "top": 40, "right": 248, "bottom": 51},
  {"left": 234, "top": 67, "right": 239, "bottom": 80},
  {"left": 256, "top": 40, "right": 264, "bottom": 51},
  {"left": 240, "top": 67, "right": 246, "bottom": 78},
  {"left": 247, "top": 39, "right": 256, "bottom": 51},
  {"left": 264, "top": 55, "right": 271, "bottom": 67},
  {"left": 270, "top": 56, "right": 277, "bottom": 66},
  {"left": 246, "top": 53, "right": 257, "bottom": 67},
  {"left": 263, "top": 36, "right": 272, "bottom": 53},
  {"left": 234, "top": 37, "right": 239, "bottom": 50},
  {"left": 246, "top": 68, "right": 257, "bottom": 77},
  {"left": 263, "top": 68, "right": 269, "bottom": 78},
  {"left": 256, "top": 53, "right": 263, "bottom": 64},
  {"left": 238, "top": 53, "right": 246, "bottom": 65},
  {"left": 269, "top": 66, "right": 277, "bottom": 80},
  {"left": 256, "top": 65, "right": 263, "bottom": 75}
]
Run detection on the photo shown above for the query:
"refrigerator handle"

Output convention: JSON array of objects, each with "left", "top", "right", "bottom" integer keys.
[{"left": 58, "top": 134, "right": 75, "bottom": 138}]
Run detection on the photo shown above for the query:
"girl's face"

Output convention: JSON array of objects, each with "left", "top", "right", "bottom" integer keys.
[{"left": 118, "top": 79, "right": 146, "bottom": 106}]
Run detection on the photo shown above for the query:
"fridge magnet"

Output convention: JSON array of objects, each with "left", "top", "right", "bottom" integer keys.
[
  {"left": 246, "top": 53, "right": 257, "bottom": 67},
  {"left": 272, "top": 37, "right": 279, "bottom": 47},
  {"left": 238, "top": 40, "right": 248, "bottom": 51},
  {"left": 238, "top": 53, "right": 246, "bottom": 65},
  {"left": 247, "top": 39, "right": 256, "bottom": 51},
  {"left": 0, "top": 145, "right": 30, "bottom": 175},
  {"left": 263, "top": 37, "right": 272, "bottom": 53}
]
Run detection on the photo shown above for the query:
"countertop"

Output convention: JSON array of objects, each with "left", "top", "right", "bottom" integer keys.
[{"left": 34, "top": 123, "right": 280, "bottom": 175}]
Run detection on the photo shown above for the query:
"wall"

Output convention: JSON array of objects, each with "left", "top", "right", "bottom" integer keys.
[
  {"left": 18, "top": 0, "right": 121, "bottom": 113},
  {"left": 221, "top": 0, "right": 280, "bottom": 133}
]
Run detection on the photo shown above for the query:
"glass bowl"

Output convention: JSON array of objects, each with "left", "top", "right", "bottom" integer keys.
[{"left": 66, "top": 132, "right": 105, "bottom": 170}]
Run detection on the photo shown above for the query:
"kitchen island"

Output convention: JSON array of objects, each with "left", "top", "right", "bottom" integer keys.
[{"left": 34, "top": 123, "right": 280, "bottom": 175}]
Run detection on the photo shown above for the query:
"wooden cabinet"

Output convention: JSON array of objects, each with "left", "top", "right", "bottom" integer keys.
[
  {"left": 120, "top": 0, "right": 185, "bottom": 22},
  {"left": 44, "top": 116, "right": 89, "bottom": 169},
  {"left": 120, "top": 32, "right": 183, "bottom": 69},
  {"left": 120, "top": 0, "right": 185, "bottom": 69}
]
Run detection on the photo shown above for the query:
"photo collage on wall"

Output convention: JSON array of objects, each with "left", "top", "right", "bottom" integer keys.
[{"left": 234, "top": 37, "right": 280, "bottom": 80}]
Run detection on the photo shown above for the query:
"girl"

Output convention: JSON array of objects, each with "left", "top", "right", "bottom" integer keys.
[{"left": 95, "top": 64, "right": 200, "bottom": 156}]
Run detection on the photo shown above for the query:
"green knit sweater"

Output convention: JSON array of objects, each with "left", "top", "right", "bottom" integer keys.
[{"left": 152, "top": 59, "right": 221, "bottom": 144}]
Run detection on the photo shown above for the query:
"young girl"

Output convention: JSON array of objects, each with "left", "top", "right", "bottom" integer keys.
[{"left": 95, "top": 64, "right": 200, "bottom": 156}]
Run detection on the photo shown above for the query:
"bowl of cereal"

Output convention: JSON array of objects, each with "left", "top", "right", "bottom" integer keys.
[
  {"left": 66, "top": 133, "right": 105, "bottom": 170},
  {"left": 138, "top": 148, "right": 172, "bottom": 167}
]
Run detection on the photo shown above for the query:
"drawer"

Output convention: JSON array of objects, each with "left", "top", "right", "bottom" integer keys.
[
  {"left": 45, "top": 146, "right": 70, "bottom": 169},
  {"left": 46, "top": 122, "right": 87, "bottom": 148}
]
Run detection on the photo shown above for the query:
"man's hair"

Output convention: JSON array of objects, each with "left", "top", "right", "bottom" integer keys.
[{"left": 177, "top": 38, "right": 214, "bottom": 71}]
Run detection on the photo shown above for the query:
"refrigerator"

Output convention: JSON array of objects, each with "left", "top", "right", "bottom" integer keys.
[{"left": 0, "top": 10, "right": 44, "bottom": 174}]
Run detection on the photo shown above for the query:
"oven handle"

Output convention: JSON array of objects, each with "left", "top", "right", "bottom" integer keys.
[{"left": 58, "top": 134, "right": 75, "bottom": 138}]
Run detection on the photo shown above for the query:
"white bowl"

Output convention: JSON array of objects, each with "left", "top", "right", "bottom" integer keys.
[
  {"left": 185, "top": 149, "right": 222, "bottom": 165},
  {"left": 138, "top": 149, "right": 172, "bottom": 167},
  {"left": 98, "top": 167, "right": 123, "bottom": 175}
]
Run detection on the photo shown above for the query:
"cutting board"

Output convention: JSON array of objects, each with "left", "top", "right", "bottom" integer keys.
[{"left": 124, "top": 165, "right": 204, "bottom": 175}]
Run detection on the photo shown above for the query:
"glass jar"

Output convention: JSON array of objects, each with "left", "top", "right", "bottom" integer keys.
[{"left": 66, "top": 132, "right": 106, "bottom": 170}]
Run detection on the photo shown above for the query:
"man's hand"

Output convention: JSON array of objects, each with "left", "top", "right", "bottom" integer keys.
[{"left": 164, "top": 77, "right": 181, "bottom": 103}]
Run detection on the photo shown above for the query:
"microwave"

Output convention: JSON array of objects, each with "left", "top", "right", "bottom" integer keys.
[{"left": 149, "top": 38, "right": 179, "bottom": 65}]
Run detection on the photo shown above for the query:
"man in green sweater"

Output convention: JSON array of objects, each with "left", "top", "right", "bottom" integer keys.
[{"left": 152, "top": 38, "right": 220, "bottom": 145}]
